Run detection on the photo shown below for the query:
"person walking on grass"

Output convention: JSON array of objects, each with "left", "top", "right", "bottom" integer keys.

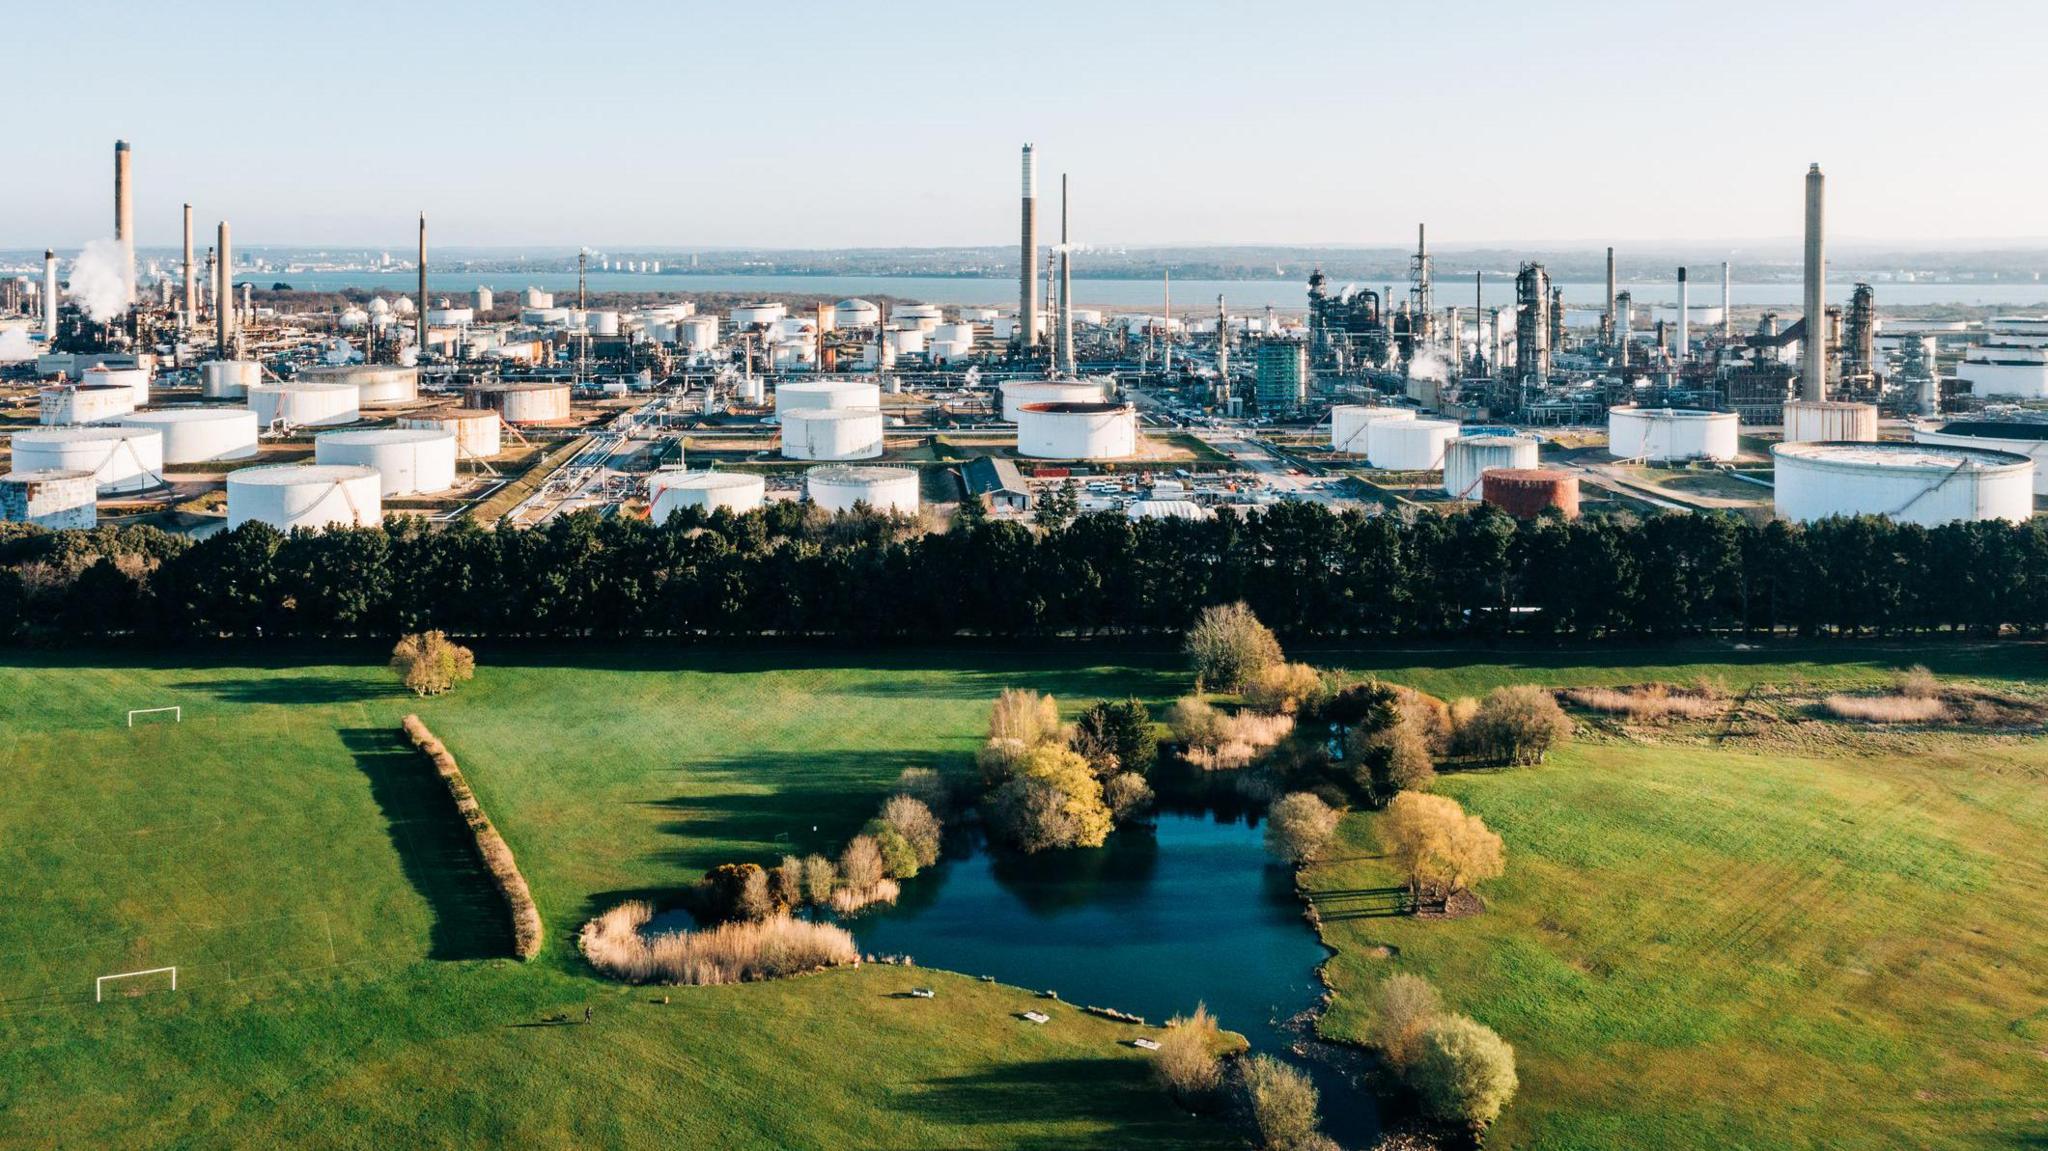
[{"left": 584, "top": 1006, "right": 592, "bottom": 1024}]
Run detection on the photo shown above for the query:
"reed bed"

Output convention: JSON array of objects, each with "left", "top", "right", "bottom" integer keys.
[
  {"left": 827, "top": 879, "right": 901, "bottom": 916},
  {"left": 1823, "top": 694, "right": 1950, "bottom": 724},
  {"left": 579, "top": 901, "right": 859, "bottom": 985},
  {"left": 1565, "top": 685, "right": 1725, "bottom": 722}
]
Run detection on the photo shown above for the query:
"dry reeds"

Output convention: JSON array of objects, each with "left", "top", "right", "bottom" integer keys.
[
  {"left": 579, "top": 901, "right": 858, "bottom": 985},
  {"left": 1178, "top": 701, "right": 1296, "bottom": 771},
  {"left": 1565, "top": 684, "right": 1725, "bottom": 722},
  {"left": 402, "top": 715, "right": 544, "bottom": 960},
  {"left": 827, "top": 879, "right": 901, "bottom": 916},
  {"left": 1823, "top": 694, "right": 1950, "bottom": 724}
]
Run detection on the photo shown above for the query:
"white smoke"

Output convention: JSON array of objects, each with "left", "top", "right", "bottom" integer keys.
[
  {"left": 399, "top": 346, "right": 419, "bottom": 367},
  {"left": 0, "top": 325, "right": 35, "bottom": 363},
  {"left": 1407, "top": 348, "right": 1450, "bottom": 384},
  {"left": 66, "top": 238, "right": 134, "bottom": 323},
  {"left": 323, "top": 339, "right": 359, "bottom": 366}
]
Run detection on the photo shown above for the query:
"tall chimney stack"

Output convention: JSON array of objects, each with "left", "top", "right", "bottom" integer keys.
[
  {"left": 114, "top": 140, "right": 134, "bottom": 304},
  {"left": 1056, "top": 173, "right": 1074, "bottom": 375},
  {"left": 1603, "top": 247, "right": 1616, "bottom": 343},
  {"left": 1675, "top": 267, "right": 1688, "bottom": 364},
  {"left": 1019, "top": 144, "right": 1038, "bottom": 354},
  {"left": 181, "top": 204, "right": 196, "bottom": 326},
  {"left": 216, "top": 220, "right": 232, "bottom": 356},
  {"left": 42, "top": 249, "right": 57, "bottom": 341},
  {"left": 1720, "top": 260, "right": 1732, "bottom": 340},
  {"left": 417, "top": 212, "right": 429, "bottom": 356},
  {"left": 1802, "top": 163, "right": 1826, "bottom": 401}
]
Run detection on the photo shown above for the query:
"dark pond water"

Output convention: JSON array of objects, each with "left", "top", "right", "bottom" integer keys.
[{"left": 847, "top": 806, "right": 1381, "bottom": 1147}]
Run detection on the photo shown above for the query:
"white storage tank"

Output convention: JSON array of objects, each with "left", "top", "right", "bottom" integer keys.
[
  {"left": 834, "top": 299, "right": 881, "bottom": 329},
  {"left": 1782, "top": 399, "right": 1878, "bottom": 444},
  {"left": 1017, "top": 401, "right": 1138, "bottom": 460},
  {"left": 676, "top": 316, "right": 719, "bottom": 352},
  {"left": 776, "top": 380, "right": 881, "bottom": 413},
  {"left": 782, "top": 408, "right": 886, "bottom": 460},
  {"left": 1606, "top": 406, "right": 1740, "bottom": 462},
  {"left": 474, "top": 287, "right": 494, "bottom": 311},
  {"left": 400, "top": 407, "right": 502, "bottom": 459},
  {"left": 427, "top": 307, "right": 474, "bottom": 326},
  {"left": 1913, "top": 421, "right": 2048, "bottom": 495},
  {"left": 248, "top": 382, "right": 361, "bottom": 428},
  {"left": 583, "top": 309, "right": 620, "bottom": 336},
  {"left": 227, "top": 464, "right": 383, "bottom": 531},
  {"left": 201, "top": 359, "right": 263, "bottom": 399},
  {"left": 117, "top": 408, "right": 260, "bottom": 464},
  {"left": 315, "top": 428, "right": 459, "bottom": 495},
  {"left": 883, "top": 327, "right": 926, "bottom": 356},
  {"left": 892, "top": 304, "right": 943, "bottom": 333},
  {"left": 1367, "top": 417, "right": 1462, "bottom": 470},
  {"left": 465, "top": 381, "right": 572, "bottom": 425},
  {"left": 648, "top": 470, "right": 766, "bottom": 520},
  {"left": 1443, "top": 433, "right": 1541, "bottom": 498},
  {"left": 81, "top": 366, "right": 149, "bottom": 407},
  {"left": 298, "top": 365, "right": 419, "bottom": 406},
  {"left": 0, "top": 469, "right": 97, "bottom": 529},
  {"left": 932, "top": 322, "right": 976, "bottom": 346},
  {"left": 39, "top": 384, "right": 136, "bottom": 425},
  {"left": 11, "top": 425, "right": 163, "bottom": 493},
  {"left": 806, "top": 464, "right": 920, "bottom": 515},
  {"left": 1772, "top": 441, "right": 2034, "bottom": 526},
  {"left": 999, "top": 378, "right": 1108, "bottom": 421},
  {"left": 1330, "top": 405, "right": 1415, "bottom": 453},
  {"left": 522, "top": 287, "right": 554, "bottom": 309},
  {"left": 731, "top": 302, "right": 787, "bottom": 329}
]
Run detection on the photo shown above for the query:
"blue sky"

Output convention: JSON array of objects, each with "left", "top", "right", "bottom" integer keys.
[{"left": 11, "top": 0, "right": 2045, "bottom": 248}]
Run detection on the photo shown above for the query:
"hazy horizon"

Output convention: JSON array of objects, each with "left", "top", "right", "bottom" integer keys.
[{"left": 13, "top": 0, "right": 2048, "bottom": 251}]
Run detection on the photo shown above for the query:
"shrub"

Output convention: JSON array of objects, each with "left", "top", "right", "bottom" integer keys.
[
  {"left": 1183, "top": 601, "right": 1283, "bottom": 692},
  {"left": 1167, "top": 696, "right": 1224, "bottom": 747},
  {"left": 1173, "top": 696, "right": 1296, "bottom": 771},
  {"left": 1365, "top": 973, "right": 1443, "bottom": 1072},
  {"left": 1823, "top": 693, "right": 1949, "bottom": 723},
  {"left": 1460, "top": 685, "right": 1572, "bottom": 765},
  {"left": 1073, "top": 697, "right": 1158, "bottom": 778},
  {"left": 1390, "top": 685, "right": 1454, "bottom": 756},
  {"left": 772, "top": 855, "right": 805, "bottom": 908},
  {"left": 827, "top": 877, "right": 900, "bottom": 915},
  {"left": 1411, "top": 1014, "right": 1519, "bottom": 1126},
  {"left": 1153, "top": 1002, "right": 1224, "bottom": 1100},
  {"left": 893, "top": 766, "right": 952, "bottom": 815},
  {"left": 1565, "top": 684, "right": 1723, "bottom": 722},
  {"left": 862, "top": 820, "right": 922, "bottom": 880},
  {"left": 1317, "top": 679, "right": 1399, "bottom": 728},
  {"left": 1896, "top": 664, "right": 1940, "bottom": 700},
  {"left": 989, "top": 687, "right": 1062, "bottom": 747},
  {"left": 1351, "top": 717, "right": 1435, "bottom": 806},
  {"left": 839, "top": 835, "right": 886, "bottom": 892},
  {"left": 700, "top": 862, "right": 773, "bottom": 923},
  {"left": 389, "top": 630, "right": 475, "bottom": 697},
  {"left": 1382, "top": 792, "right": 1506, "bottom": 905},
  {"left": 401, "top": 715, "right": 542, "bottom": 959},
  {"left": 1104, "top": 772, "right": 1155, "bottom": 822},
  {"left": 1266, "top": 792, "right": 1343, "bottom": 865},
  {"left": 579, "top": 902, "right": 857, "bottom": 986},
  {"left": 1241, "top": 1054, "right": 1323, "bottom": 1151},
  {"left": 800, "top": 854, "right": 837, "bottom": 906},
  {"left": 879, "top": 794, "right": 943, "bottom": 868},
  {"left": 988, "top": 744, "right": 1113, "bottom": 852},
  {"left": 1242, "top": 661, "right": 1326, "bottom": 716}
]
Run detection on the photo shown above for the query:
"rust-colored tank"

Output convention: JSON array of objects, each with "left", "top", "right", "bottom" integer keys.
[{"left": 1482, "top": 468, "right": 1579, "bottom": 519}]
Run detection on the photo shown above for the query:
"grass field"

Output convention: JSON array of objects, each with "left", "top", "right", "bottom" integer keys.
[{"left": 2, "top": 640, "right": 2044, "bottom": 1148}]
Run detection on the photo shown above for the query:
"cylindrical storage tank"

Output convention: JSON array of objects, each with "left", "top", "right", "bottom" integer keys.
[
  {"left": 1771, "top": 441, "right": 2034, "bottom": 526},
  {"left": 1367, "top": 417, "right": 1462, "bottom": 470},
  {"left": 1444, "top": 434, "right": 1541, "bottom": 497},
  {"left": 1606, "top": 406, "right": 1739, "bottom": 462},
  {"left": 583, "top": 309, "right": 620, "bottom": 336},
  {"left": 928, "top": 338, "right": 974, "bottom": 364},
  {"left": 117, "top": 408, "right": 260, "bottom": 463},
  {"left": 933, "top": 322, "right": 976, "bottom": 345},
  {"left": 1017, "top": 401, "right": 1138, "bottom": 460},
  {"left": 892, "top": 304, "right": 943, "bottom": 333},
  {"left": 314, "top": 428, "right": 458, "bottom": 495},
  {"left": 0, "top": 469, "right": 98, "bottom": 529},
  {"left": 781, "top": 408, "right": 886, "bottom": 460},
  {"left": 834, "top": 299, "right": 881, "bottom": 329},
  {"left": 731, "top": 302, "right": 787, "bottom": 328},
  {"left": 427, "top": 307, "right": 474, "bottom": 326},
  {"left": 227, "top": 464, "right": 382, "bottom": 531},
  {"left": 883, "top": 327, "right": 925, "bottom": 355},
  {"left": 11, "top": 425, "right": 163, "bottom": 493},
  {"left": 999, "top": 378, "right": 1108, "bottom": 421},
  {"left": 298, "top": 365, "right": 418, "bottom": 406},
  {"left": 647, "top": 470, "right": 766, "bottom": 520},
  {"left": 776, "top": 380, "right": 881, "bottom": 413},
  {"left": 1782, "top": 399, "right": 1878, "bottom": 444},
  {"left": 1330, "top": 404, "right": 1415, "bottom": 453},
  {"left": 1913, "top": 421, "right": 2048, "bottom": 495},
  {"left": 806, "top": 464, "right": 919, "bottom": 515},
  {"left": 201, "top": 359, "right": 263, "bottom": 399},
  {"left": 678, "top": 316, "right": 720, "bottom": 351},
  {"left": 1482, "top": 468, "right": 1580, "bottom": 519},
  {"left": 248, "top": 382, "right": 361, "bottom": 428},
  {"left": 400, "top": 407, "right": 501, "bottom": 459},
  {"left": 474, "top": 287, "right": 494, "bottom": 311},
  {"left": 39, "top": 384, "right": 136, "bottom": 425},
  {"left": 465, "top": 381, "right": 572, "bottom": 425},
  {"left": 82, "top": 366, "right": 149, "bottom": 407}
]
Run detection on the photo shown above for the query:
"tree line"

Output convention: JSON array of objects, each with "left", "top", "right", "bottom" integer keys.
[{"left": 3, "top": 497, "right": 2046, "bottom": 643}]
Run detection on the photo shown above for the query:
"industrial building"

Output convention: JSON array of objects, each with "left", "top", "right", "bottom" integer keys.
[{"left": 1255, "top": 339, "right": 1308, "bottom": 414}]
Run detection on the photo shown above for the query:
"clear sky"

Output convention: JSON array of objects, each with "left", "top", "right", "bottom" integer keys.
[{"left": 11, "top": 0, "right": 2046, "bottom": 250}]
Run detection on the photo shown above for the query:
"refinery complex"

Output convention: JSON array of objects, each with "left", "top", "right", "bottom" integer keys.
[{"left": 5, "top": 140, "right": 2048, "bottom": 535}]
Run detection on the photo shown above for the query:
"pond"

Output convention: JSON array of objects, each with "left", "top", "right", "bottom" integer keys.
[{"left": 848, "top": 804, "right": 1381, "bottom": 1147}]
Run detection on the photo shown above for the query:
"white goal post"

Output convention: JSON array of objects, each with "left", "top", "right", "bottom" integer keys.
[
  {"left": 96, "top": 966, "right": 177, "bottom": 1002},
  {"left": 127, "top": 706, "right": 181, "bottom": 727}
]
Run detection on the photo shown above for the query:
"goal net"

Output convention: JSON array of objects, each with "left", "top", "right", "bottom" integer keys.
[
  {"left": 96, "top": 966, "right": 177, "bottom": 1002},
  {"left": 127, "top": 706, "right": 182, "bottom": 728}
]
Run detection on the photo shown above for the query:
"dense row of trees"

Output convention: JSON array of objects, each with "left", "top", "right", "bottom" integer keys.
[{"left": 5, "top": 498, "right": 2047, "bottom": 643}]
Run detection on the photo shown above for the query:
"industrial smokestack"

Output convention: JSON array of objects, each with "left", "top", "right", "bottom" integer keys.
[
  {"left": 216, "top": 220, "right": 232, "bottom": 356},
  {"left": 417, "top": 212, "right": 429, "bottom": 356},
  {"left": 1721, "top": 260, "right": 1732, "bottom": 339},
  {"left": 1802, "top": 163, "right": 1826, "bottom": 401},
  {"left": 1215, "top": 294, "right": 1229, "bottom": 385},
  {"left": 1617, "top": 290, "right": 1632, "bottom": 368},
  {"left": 1057, "top": 173, "right": 1074, "bottom": 375},
  {"left": 1162, "top": 270, "right": 1171, "bottom": 375},
  {"left": 182, "top": 204, "right": 195, "bottom": 326},
  {"left": 42, "top": 249, "right": 56, "bottom": 341},
  {"left": 114, "top": 140, "right": 134, "bottom": 304},
  {"left": 1019, "top": 144, "right": 1038, "bottom": 353},
  {"left": 1675, "top": 267, "right": 1688, "bottom": 364},
  {"left": 1604, "top": 247, "right": 1616, "bottom": 343}
]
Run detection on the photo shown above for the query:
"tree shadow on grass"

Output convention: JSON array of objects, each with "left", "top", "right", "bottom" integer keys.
[
  {"left": 172, "top": 675, "right": 391, "bottom": 706},
  {"left": 640, "top": 751, "right": 958, "bottom": 870},
  {"left": 339, "top": 726, "right": 515, "bottom": 961},
  {"left": 891, "top": 1057, "right": 1218, "bottom": 1148}
]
